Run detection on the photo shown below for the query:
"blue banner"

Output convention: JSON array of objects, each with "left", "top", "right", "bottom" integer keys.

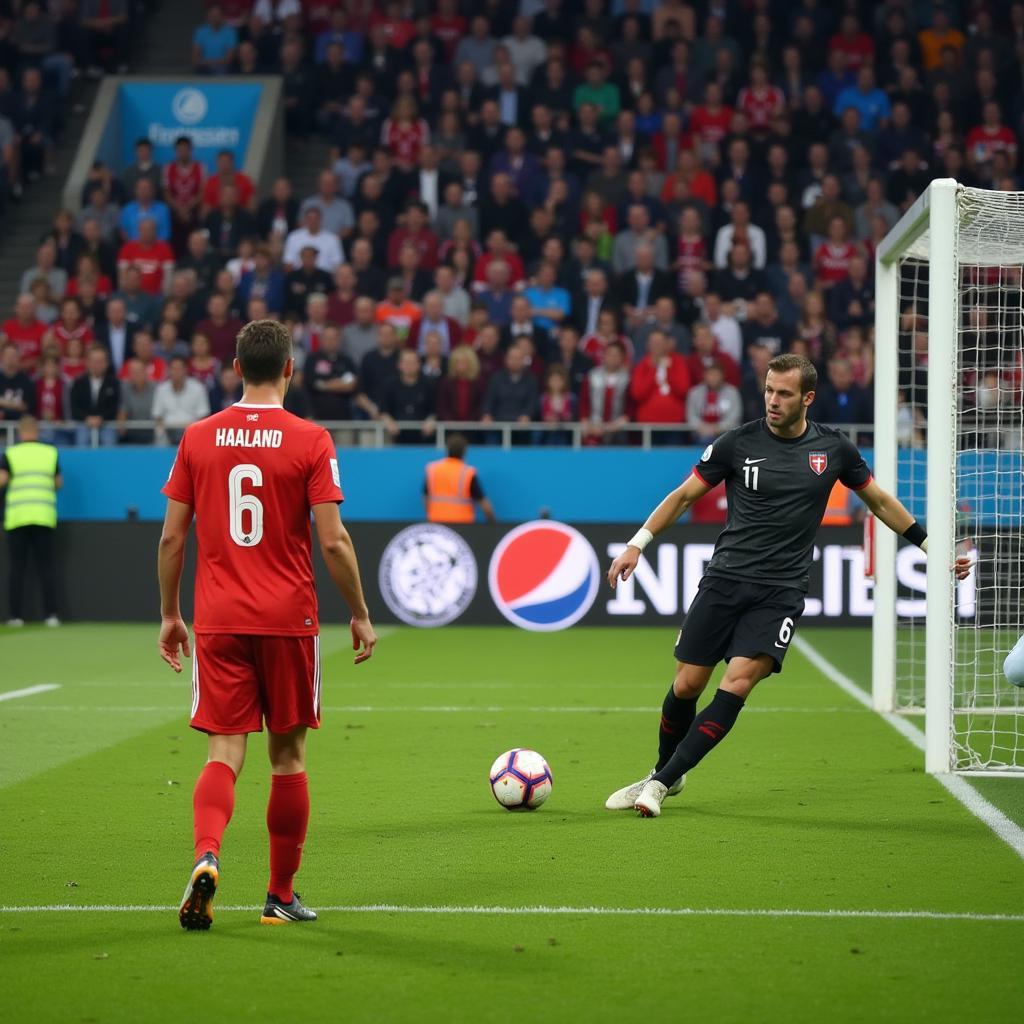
[{"left": 118, "top": 82, "right": 262, "bottom": 171}]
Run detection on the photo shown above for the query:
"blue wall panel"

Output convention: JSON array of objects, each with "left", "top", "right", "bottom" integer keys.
[{"left": 50, "top": 446, "right": 1021, "bottom": 525}]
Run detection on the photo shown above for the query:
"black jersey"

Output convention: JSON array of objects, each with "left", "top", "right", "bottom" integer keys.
[{"left": 692, "top": 419, "right": 872, "bottom": 592}]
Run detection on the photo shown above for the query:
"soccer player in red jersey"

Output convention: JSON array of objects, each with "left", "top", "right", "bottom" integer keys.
[{"left": 158, "top": 319, "right": 377, "bottom": 930}]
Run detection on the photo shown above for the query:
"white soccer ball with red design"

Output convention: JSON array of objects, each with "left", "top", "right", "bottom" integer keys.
[{"left": 489, "top": 748, "right": 553, "bottom": 810}]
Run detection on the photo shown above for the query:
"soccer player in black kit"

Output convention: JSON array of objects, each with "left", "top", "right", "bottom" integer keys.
[{"left": 606, "top": 354, "right": 973, "bottom": 817}]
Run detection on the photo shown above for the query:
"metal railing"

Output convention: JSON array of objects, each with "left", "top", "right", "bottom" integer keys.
[{"left": 0, "top": 419, "right": 877, "bottom": 449}]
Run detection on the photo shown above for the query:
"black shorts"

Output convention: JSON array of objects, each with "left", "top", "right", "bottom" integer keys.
[{"left": 674, "top": 575, "right": 806, "bottom": 674}]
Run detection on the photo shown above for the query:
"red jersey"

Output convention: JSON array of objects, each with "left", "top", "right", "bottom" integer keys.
[
  {"left": 61, "top": 356, "right": 86, "bottom": 380},
  {"left": 430, "top": 14, "right": 466, "bottom": 58},
  {"left": 118, "top": 356, "right": 167, "bottom": 382},
  {"left": 965, "top": 125, "right": 1017, "bottom": 165},
  {"left": 162, "top": 403, "right": 344, "bottom": 635},
  {"left": 814, "top": 241, "right": 857, "bottom": 285},
  {"left": 737, "top": 85, "right": 784, "bottom": 131},
  {"left": 67, "top": 274, "right": 113, "bottom": 299},
  {"left": 51, "top": 321, "right": 95, "bottom": 354},
  {"left": 381, "top": 118, "right": 429, "bottom": 166},
  {"left": 163, "top": 160, "right": 205, "bottom": 207},
  {"left": 202, "top": 171, "right": 255, "bottom": 210},
  {"left": 675, "top": 235, "right": 707, "bottom": 288},
  {"left": 35, "top": 377, "right": 64, "bottom": 421},
  {"left": 688, "top": 105, "right": 733, "bottom": 150},
  {"left": 2, "top": 318, "right": 46, "bottom": 371},
  {"left": 118, "top": 239, "right": 175, "bottom": 295},
  {"left": 828, "top": 32, "right": 874, "bottom": 72}
]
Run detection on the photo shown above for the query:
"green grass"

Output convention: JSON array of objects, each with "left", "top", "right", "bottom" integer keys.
[{"left": 1, "top": 624, "right": 1022, "bottom": 1024}]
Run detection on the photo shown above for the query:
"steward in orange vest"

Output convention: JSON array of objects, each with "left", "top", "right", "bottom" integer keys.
[{"left": 423, "top": 434, "right": 496, "bottom": 523}]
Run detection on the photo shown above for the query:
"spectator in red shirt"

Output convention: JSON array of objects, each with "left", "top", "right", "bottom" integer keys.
[
  {"left": 966, "top": 102, "right": 1018, "bottom": 170},
  {"left": 686, "top": 323, "right": 741, "bottom": 389},
  {"left": 436, "top": 344, "right": 485, "bottom": 422},
  {"left": 629, "top": 329, "right": 691, "bottom": 441},
  {"left": 67, "top": 254, "right": 114, "bottom": 301},
  {"left": 430, "top": 0, "right": 466, "bottom": 60},
  {"left": 187, "top": 331, "right": 220, "bottom": 391},
  {"left": 369, "top": 1, "right": 415, "bottom": 50},
  {"left": 387, "top": 201, "right": 439, "bottom": 271},
  {"left": 118, "top": 218, "right": 175, "bottom": 296},
  {"left": 381, "top": 96, "right": 430, "bottom": 172},
  {"left": 737, "top": 62, "right": 785, "bottom": 138},
  {"left": 35, "top": 353, "right": 65, "bottom": 430},
  {"left": 689, "top": 82, "right": 733, "bottom": 161},
  {"left": 117, "top": 328, "right": 166, "bottom": 382},
  {"left": 828, "top": 13, "right": 875, "bottom": 73},
  {"left": 814, "top": 216, "right": 860, "bottom": 288},
  {"left": 1, "top": 295, "right": 47, "bottom": 372},
  {"left": 472, "top": 229, "right": 525, "bottom": 289},
  {"left": 201, "top": 149, "right": 255, "bottom": 214},
  {"left": 48, "top": 297, "right": 95, "bottom": 355},
  {"left": 327, "top": 263, "right": 359, "bottom": 327}
]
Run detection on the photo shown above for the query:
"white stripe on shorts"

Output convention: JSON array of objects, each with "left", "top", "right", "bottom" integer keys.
[
  {"left": 191, "top": 647, "right": 200, "bottom": 718},
  {"left": 313, "top": 635, "right": 321, "bottom": 716}
]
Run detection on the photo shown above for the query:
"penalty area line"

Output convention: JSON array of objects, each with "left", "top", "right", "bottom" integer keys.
[
  {"left": 0, "top": 904, "right": 1020, "bottom": 922},
  {"left": 0, "top": 684, "right": 60, "bottom": 703},
  {"left": 792, "top": 635, "right": 1024, "bottom": 861}
]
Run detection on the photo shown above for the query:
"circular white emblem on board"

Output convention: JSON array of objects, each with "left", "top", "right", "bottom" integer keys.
[
  {"left": 701, "top": 444, "right": 713, "bottom": 462},
  {"left": 172, "top": 87, "right": 208, "bottom": 125},
  {"left": 379, "top": 524, "right": 478, "bottom": 627}
]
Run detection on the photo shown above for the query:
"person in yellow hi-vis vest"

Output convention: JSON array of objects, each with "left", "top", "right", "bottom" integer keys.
[
  {"left": 423, "top": 434, "right": 496, "bottom": 524},
  {"left": 0, "top": 416, "right": 61, "bottom": 626}
]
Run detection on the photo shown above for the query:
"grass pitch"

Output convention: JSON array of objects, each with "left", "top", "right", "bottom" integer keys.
[{"left": 1, "top": 623, "right": 1022, "bottom": 1024}]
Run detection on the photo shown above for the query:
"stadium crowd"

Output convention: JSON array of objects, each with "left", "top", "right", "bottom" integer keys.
[{"left": 1, "top": 0, "right": 1021, "bottom": 447}]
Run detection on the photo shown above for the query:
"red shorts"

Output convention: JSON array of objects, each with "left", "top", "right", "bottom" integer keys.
[{"left": 190, "top": 633, "right": 321, "bottom": 735}]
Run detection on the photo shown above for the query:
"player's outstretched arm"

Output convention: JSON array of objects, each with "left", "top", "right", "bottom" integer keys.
[
  {"left": 157, "top": 498, "right": 194, "bottom": 672},
  {"left": 855, "top": 479, "right": 972, "bottom": 580},
  {"left": 607, "top": 473, "right": 712, "bottom": 588},
  {"left": 312, "top": 502, "right": 378, "bottom": 664}
]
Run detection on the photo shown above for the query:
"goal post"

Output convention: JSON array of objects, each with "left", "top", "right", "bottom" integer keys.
[{"left": 873, "top": 179, "right": 1024, "bottom": 776}]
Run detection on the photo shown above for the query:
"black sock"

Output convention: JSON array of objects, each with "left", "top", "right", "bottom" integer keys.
[
  {"left": 652, "top": 689, "right": 745, "bottom": 786},
  {"left": 655, "top": 689, "right": 698, "bottom": 771}
]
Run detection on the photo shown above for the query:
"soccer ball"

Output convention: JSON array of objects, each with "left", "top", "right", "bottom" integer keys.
[{"left": 489, "top": 748, "right": 553, "bottom": 810}]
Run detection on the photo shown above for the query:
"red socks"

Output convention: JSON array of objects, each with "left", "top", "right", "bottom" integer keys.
[
  {"left": 192, "top": 760, "right": 237, "bottom": 861},
  {"left": 193, "top": 763, "right": 309, "bottom": 902},
  {"left": 266, "top": 772, "right": 310, "bottom": 903}
]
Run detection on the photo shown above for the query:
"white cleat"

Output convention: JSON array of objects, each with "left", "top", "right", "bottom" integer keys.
[
  {"left": 6, "top": 618, "right": 24, "bottom": 627},
  {"left": 44, "top": 616, "right": 61, "bottom": 628},
  {"left": 605, "top": 770, "right": 685, "bottom": 810},
  {"left": 634, "top": 779, "right": 669, "bottom": 818}
]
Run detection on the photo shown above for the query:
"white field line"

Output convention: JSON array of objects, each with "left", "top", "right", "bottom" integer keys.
[
  {"left": 0, "top": 684, "right": 60, "bottom": 703},
  {"left": 0, "top": 700, "right": 868, "bottom": 716},
  {"left": 793, "top": 635, "right": 1024, "bottom": 861},
  {"left": 0, "top": 704, "right": 868, "bottom": 714},
  {"left": 0, "top": 903, "right": 1021, "bottom": 922}
]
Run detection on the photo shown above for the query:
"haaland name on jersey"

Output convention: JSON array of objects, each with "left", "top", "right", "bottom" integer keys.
[{"left": 214, "top": 427, "right": 284, "bottom": 448}]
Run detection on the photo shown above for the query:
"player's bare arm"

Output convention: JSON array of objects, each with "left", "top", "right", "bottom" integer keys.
[
  {"left": 312, "top": 501, "right": 378, "bottom": 664},
  {"left": 157, "top": 497, "right": 194, "bottom": 672},
  {"left": 855, "top": 479, "right": 972, "bottom": 581},
  {"left": 607, "top": 473, "right": 712, "bottom": 588}
]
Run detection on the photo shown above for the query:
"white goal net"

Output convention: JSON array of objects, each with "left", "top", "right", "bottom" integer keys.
[{"left": 874, "top": 181, "right": 1024, "bottom": 775}]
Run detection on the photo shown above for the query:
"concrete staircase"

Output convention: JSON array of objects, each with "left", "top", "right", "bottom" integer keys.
[
  {"left": 285, "top": 134, "right": 334, "bottom": 206},
  {"left": 0, "top": 0, "right": 206, "bottom": 313}
]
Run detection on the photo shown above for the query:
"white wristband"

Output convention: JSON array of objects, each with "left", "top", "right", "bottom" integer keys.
[{"left": 627, "top": 528, "right": 654, "bottom": 552}]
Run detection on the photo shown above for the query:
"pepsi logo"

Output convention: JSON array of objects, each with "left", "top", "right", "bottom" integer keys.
[{"left": 488, "top": 521, "right": 600, "bottom": 632}]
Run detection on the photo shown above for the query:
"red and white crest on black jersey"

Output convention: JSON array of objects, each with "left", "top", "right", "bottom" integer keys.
[{"left": 808, "top": 451, "right": 828, "bottom": 475}]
